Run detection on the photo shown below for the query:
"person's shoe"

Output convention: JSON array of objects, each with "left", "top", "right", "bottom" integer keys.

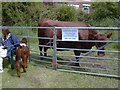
[
  {"left": 11, "top": 65, "right": 14, "bottom": 70},
  {"left": 0, "top": 69, "right": 3, "bottom": 73}
]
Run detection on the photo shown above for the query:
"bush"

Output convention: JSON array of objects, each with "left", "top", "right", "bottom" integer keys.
[
  {"left": 90, "top": 2, "right": 118, "bottom": 21},
  {"left": 2, "top": 2, "right": 58, "bottom": 26},
  {"left": 77, "top": 10, "right": 91, "bottom": 22},
  {"left": 56, "top": 5, "right": 77, "bottom": 21},
  {"left": 88, "top": 17, "right": 118, "bottom": 27}
]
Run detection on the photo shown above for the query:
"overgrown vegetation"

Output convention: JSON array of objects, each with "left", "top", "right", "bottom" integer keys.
[
  {"left": 2, "top": 2, "right": 119, "bottom": 49},
  {"left": 2, "top": 2, "right": 118, "bottom": 25},
  {"left": 2, "top": 2, "right": 58, "bottom": 26},
  {"left": 90, "top": 2, "right": 118, "bottom": 21},
  {"left": 57, "top": 4, "right": 77, "bottom": 21}
]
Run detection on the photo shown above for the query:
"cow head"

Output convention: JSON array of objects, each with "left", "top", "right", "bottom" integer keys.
[
  {"left": 94, "top": 33, "right": 112, "bottom": 56},
  {"left": 20, "top": 38, "right": 28, "bottom": 45}
]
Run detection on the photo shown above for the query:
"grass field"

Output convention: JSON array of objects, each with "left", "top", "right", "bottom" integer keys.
[{"left": 1, "top": 59, "right": 119, "bottom": 88}]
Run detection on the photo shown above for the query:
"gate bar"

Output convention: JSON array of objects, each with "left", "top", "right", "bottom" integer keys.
[
  {"left": 57, "top": 69, "right": 120, "bottom": 79},
  {"left": 1, "top": 26, "right": 120, "bottom": 30}
]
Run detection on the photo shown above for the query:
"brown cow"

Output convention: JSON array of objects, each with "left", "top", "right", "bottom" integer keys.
[
  {"left": 38, "top": 18, "right": 112, "bottom": 65},
  {"left": 16, "top": 38, "right": 29, "bottom": 78}
]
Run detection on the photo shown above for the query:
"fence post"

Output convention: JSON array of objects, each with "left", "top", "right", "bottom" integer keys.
[
  {"left": 27, "top": 29, "right": 31, "bottom": 62},
  {"left": 53, "top": 27, "right": 57, "bottom": 70}
]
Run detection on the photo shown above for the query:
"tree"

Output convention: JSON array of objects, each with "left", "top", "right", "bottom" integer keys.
[
  {"left": 57, "top": 5, "right": 77, "bottom": 21},
  {"left": 90, "top": 2, "right": 118, "bottom": 20},
  {"left": 2, "top": 2, "right": 58, "bottom": 26},
  {"left": 2, "top": 2, "right": 29, "bottom": 26}
]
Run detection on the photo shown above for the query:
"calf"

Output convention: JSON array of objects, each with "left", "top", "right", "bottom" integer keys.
[{"left": 16, "top": 38, "right": 29, "bottom": 78}]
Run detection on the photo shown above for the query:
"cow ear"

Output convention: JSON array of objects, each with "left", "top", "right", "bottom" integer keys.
[{"left": 107, "top": 33, "right": 112, "bottom": 38}]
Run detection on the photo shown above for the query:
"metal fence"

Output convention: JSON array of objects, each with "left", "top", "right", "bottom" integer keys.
[{"left": 1, "top": 26, "right": 120, "bottom": 78}]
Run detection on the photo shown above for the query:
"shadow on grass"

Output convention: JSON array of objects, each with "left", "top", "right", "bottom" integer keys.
[
  {"left": 3, "top": 57, "right": 17, "bottom": 77},
  {"left": 3, "top": 57, "right": 27, "bottom": 77}
]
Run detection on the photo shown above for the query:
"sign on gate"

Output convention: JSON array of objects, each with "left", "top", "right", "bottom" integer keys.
[{"left": 62, "top": 28, "right": 79, "bottom": 41}]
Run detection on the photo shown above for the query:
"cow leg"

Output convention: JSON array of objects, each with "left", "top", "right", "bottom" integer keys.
[
  {"left": 16, "top": 56, "right": 20, "bottom": 78},
  {"left": 38, "top": 40, "right": 43, "bottom": 56},
  {"left": 39, "top": 46, "right": 43, "bottom": 56},
  {"left": 26, "top": 49, "right": 29, "bottom": 68},
  {"left": 26, "top": 56, "right": 28, "bottom": 68},
  {"left": 44, "top": 47, "right": 48, "bottom": 56},
  {"left": 44, "top": 39, "right": 50, "bottom": 57},
  {"left": 24, "top": 56, "right": 27, "bottom": 69},
  {"left": 73, "top": 50, "right": 81, "bottom": 66},
  {"left": 21, "top": 56, "right": 26, "bottom": 73}
]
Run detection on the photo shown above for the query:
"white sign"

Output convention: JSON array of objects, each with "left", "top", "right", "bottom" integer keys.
[{"left": 62, "top": 28, "right": 79, "bottom": 41}]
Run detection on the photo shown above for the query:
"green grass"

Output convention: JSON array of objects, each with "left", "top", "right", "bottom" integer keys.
[{"left": 1, "top": 59, "right": 119, "bottom": 88}]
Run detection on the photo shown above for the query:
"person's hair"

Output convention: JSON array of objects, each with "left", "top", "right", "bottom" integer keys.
[{"left": 2, "top": 28, "right": 11, "bottom": 35}]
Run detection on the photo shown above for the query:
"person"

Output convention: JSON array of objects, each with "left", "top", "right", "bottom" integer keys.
[
  {"left": 0, "top": 37, "right": 7, "bottom": 73},
  {"left": 1, "top": 28, "right": 20, "bottom": 69}
]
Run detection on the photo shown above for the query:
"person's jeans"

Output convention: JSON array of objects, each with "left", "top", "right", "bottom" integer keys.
[{"left": 7, "top": 49, "right": 16, "bottom": 69}]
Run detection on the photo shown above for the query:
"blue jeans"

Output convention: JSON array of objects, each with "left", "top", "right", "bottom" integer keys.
[{"left": 7, "top": 49, "right": 16, "bottom": 69}]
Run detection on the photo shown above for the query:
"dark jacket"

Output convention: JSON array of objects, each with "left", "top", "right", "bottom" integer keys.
[{"left": 2, "top": 33, "right": 20, "bottom": 58}]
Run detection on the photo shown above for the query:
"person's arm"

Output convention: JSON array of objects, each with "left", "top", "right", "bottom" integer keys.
[{"left": 11, "top": 33, "right": 20, "bottom": 47}]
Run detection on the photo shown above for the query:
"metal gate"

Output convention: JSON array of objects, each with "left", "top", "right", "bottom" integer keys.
[{"left": 1, "top": 26, "right": 120, "bottom": 78}]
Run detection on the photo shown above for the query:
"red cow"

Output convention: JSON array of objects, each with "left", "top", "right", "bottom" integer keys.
[
  {"left": 16, "top": 38, "right": 29, "bottom": 77},
  {"left": 38, "top": 18, "right": 112, "bottom": 65}
]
